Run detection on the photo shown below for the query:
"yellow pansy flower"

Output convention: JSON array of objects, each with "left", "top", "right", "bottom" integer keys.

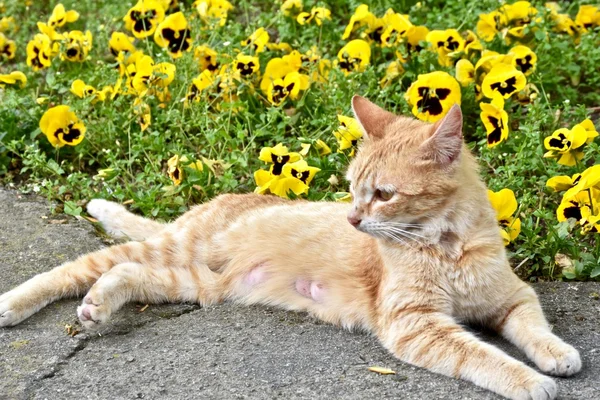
[
  {"left": 0, "top": 32, "right": 16, "bottom": 60},
  {"left": 195, "top": 0, "right": 234, "bottom": 27},
  {"left": 241, "top": 27, "right": 269, "bottom": 53},
  {"left": 480, "top": 94, "right": 509, "bottom": 148},
  {"left": 508, "top": 45, "right": 536, "bottom": 76},
  {"left": 488, "top": 188, "right": 521, "bottom": 246},
  {"left": 109, "top": 32, "right": 136, "bottom": 56},
  {"left": 405, "top": 71, "right": 462, "bottom": 123},
  {"left": 455, "top": 59, "right": 475, "bottom": 87},
  {"left": 154, "top": 12, "right": 192, "bottom": 58},
  {"left": 337, "top": 39, "right": 371, "bottom": 75},
  {"left": 48, "top": 3, "right": 79, "bottom": 28},
  {"left": 0, "top": 71, "right": 26, "bottom": 87},
  {"left": 39, "top": 105, "right": 86, "bottom": 147},
  {"left": 258, "top": 143, "right": 302, "bottom": 176},
  {"left": 297, "top": 7, "right": 331, "bottom": 26},
  {"left": 481, "top": 63, "right": 526, "bottom": 99},
  {"left": 26, "top": 33, "right": 53, "bottom": 71},
  {"left": 543, "top": 125, "right": 588, "bottom": 167},
  {"left": 124, "top": 0, "right": 165, "bottom": 39},
  {"left": 62, "top": 30, "right": 93, "bottom": 62},
  {"left": 333, "top": 115, "right": 363, "bottom": 155}
]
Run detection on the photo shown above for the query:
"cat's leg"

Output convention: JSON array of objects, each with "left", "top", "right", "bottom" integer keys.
[
  {"left": 0, "top": 241, "right": 152, "bottom": 327},
  {"left": 77, "top": 262, "right": 221, "bottom": 329},
  {"left": 380, "top": 309, "right": 557, "bottom": 400},
  {"left": 492, "top": 282, "right": 581, "bottom": 377},
  {"left": 87, "top": 199, "right": 166, "bottom": 241}
]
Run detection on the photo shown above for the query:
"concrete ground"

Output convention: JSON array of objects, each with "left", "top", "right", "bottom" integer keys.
[{"left": 0, "top": 187, "right": 598, "bottom": 400}]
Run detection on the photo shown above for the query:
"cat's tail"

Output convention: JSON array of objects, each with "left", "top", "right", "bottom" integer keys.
[{"left": 87, "top": 199, "right": 166, "bottom": 241}]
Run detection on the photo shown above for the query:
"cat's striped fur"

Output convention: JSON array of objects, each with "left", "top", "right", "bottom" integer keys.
[{"left": 0, "top": 97, "right": 581, "bottom": 399}]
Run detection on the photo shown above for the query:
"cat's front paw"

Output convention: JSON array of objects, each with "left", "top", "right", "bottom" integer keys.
[
  {"left": 531, "top": 339, "right": 581, "bottom": 377},
  {"left": 77, "top": 294, "right": 111, "bottom": 329}
]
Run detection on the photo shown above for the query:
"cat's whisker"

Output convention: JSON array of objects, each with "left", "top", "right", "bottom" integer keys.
[{"left": 381, "top": 225, "right": 428, "bottom": 241}]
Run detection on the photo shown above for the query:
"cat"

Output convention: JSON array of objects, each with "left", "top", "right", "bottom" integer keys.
[{"left": 0, "top": 96, "right": 581, "bottom": 400}]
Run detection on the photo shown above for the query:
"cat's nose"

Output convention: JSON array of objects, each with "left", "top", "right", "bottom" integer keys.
[{"left": 347, "top": 215, "right": 362, "bottom": 227}]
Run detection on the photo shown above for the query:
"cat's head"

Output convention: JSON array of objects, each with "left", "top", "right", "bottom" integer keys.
[{"left": 346, "top": 96, "right": 471, "bottom": 241}]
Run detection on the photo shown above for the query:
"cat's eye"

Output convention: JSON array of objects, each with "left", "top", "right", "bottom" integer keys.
[{"left": 375, "top": 189, "right": 394, "bottom": 202}]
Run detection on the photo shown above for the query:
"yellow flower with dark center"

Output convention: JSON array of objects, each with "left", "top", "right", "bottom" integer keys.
[
  {"left": 0, "top": 71, "right": 26, "bottom": 88},
  {"left": 109, "top": 32, "right": 136, "bottom": 57},
  {"left": 405, "top": 25, "right": 429, "bottom": 53},
  {"left": 267, "top": 71, "right": 309, "bottom": 106},
  {"left": 455, "top": 59, "right": 475, "bottom": 87},
  {"left": 71, "top": 79, "right": 98, "bottom": 99},
  {"left": 133, "top": 98, "right": 151, "bottom": 131},
  {"left": 578, "top": 119, "right": 599, "bottom": 144},
  {"left": 297, "top": 7, "right": 331, "bottom": 26},
  {"left": 39, "top": 105, "right": 86, "bottom": 147},
  {"left": 426, "top": 29, "right": 464, "bottom": 66},
  {"left": 0, "top": 16, "right": 17, "bottom": 33},
  {"left": 508, "top": 45, "right": 536, "bottom": 76},
  {"left": 337, "top": 39, "right": 371, "bottom": 75},
  {"left": 546, "top": 173, "right": 582, "bottom": 192},
  {"left": 194, "top": 45, "right": 219, "bottom": 73},
  {"left": 48, "top": 3, "right": 79, "bottom": 28},
  {"left": 124, "top": 0, "right": 165, "bottom": 39},
  {"left": 167, "top": 155, "right": 184, "bottom": 186},
  {"left": 158, "top": 0, "right": 179, "bottom": 12},
  {"left": 481, "top": 63, "right": 526, "bottom": 99},
  {"left": 0, "top": 32, "right": 16, "bottom": 60},
  {"left": 234, "top": 54, "right": 260, "bottom": 79},
  {"left": 186, "top": 70, "right": 214, "bottom": 103},
  {"left": 241, "top": 27, "right": 269, "bottom": 53},
  {"left": 154, "top": 12, "right": 192, "bottom": 58},
  {"left": 254, "top": 160, "right": 320, "bottom": 198},
  {"left": 543, "top": 125, "right": 588, "bottom": 166},
  {"left": 564, "top": 165, "right": 600, "bottom": 200},
  {"left": 62, "top": 30, "right": 93, "bottom": 62},
  {"left": 281, "top": 0, "right": 302, "bottom": 16},
  {"left": 552, "top": 13, "right": 581, "bottom": 37},
  {"left": 380, "top": 12, "right": 412, "bottom": 47},
  {"left": 380, "top": 60, "right": 404, "bottom": 88},
  {"left": 487, "top": 188, "right": 521, "bottom": 246},
  {"left": 342, "top": 4, "right": 376, "bottom": 40},
  {"left": 474, "top": 50, "right": 511, "bottom": 81},
  {"left": 476, "top": 11, "right": 507, "bottom": 42},
  {"left": 258, "top": 143, "right": 302, "bottom": 176},
  {"left": 500, "top": 1, "right": 538, "bottom": 27},
  {"left": 260, "top": 56, "right": 299, "bottom": 95},
  {"left": 575, "top": 5, "right": 600, "bottom": 31},
  {"left": 333, "top": 115, "right": 362, "bottom": 155},
  {"left": 195, "top": 0, "right": 234, "bottom": 27},
  {"left": 26, "top": 33, "right": 53, "bottom": 71},
  {"left": 580, "top": 207, "right": 600, "bottom": 234},
  {"left": 480, "top": 94, "right": 509, "bottom": 148},
  {"left": 405, "top": 71, "right": 462, "bottom": 123},
  {"left": 557, "top": 192, "right": 593, "bottom": 223}
]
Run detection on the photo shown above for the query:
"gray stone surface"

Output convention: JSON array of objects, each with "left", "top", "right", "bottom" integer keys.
[{"left": 0, "top": 187, "right": 598, "bottom": 400}]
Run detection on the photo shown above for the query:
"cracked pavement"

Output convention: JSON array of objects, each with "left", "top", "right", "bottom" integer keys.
[{"left": 1, "top": 187, "right": 599, "bottom": 399}]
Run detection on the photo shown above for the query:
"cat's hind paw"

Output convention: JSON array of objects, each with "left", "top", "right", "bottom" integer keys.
[
  {"left": 77, "top": 295, "right": 111, "bottom": 329},
  {"left": 522, "top": 376, "right": 558, "bottom": 400}
]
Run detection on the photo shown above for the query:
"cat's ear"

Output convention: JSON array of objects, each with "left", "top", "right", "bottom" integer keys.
[
  {"left": 419, "top": 104, "right": 463, "bottom": 165},
  {"left": 351, "top": 95, "right": 397, "bottom": 140}
]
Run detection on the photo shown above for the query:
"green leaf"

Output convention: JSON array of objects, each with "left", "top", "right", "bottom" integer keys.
[
  {"left": 64, "top": 201, "right": 82, "bottom": 217},
  {"left": 590, "top": 267, "right": 600, "bottom": 278}
]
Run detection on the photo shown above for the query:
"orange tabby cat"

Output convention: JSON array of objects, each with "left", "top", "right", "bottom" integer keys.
[{"left": 0, "top": 96, "right": 580, "bottom": 400}]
